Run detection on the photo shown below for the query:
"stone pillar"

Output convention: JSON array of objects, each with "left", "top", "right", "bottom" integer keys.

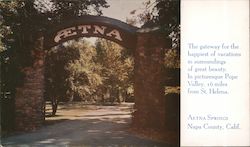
[
  {"left": 15, "top": 36, "right": 45, "bottom": 131},
  {"left": 133, "top": 28, "right": 170, "bottom": 131}
]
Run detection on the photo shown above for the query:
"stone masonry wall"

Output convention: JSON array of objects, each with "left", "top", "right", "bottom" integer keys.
[
  {"left": 15, "top": 37, "right": 45, "bottom": 131},
  {"left": 133, "top": 30, "right": 167, "bottom": 131}
]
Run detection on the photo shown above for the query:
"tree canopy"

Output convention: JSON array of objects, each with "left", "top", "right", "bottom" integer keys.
[
  {"left": 45, "top": 38, "right": 134, "bottom": 111},
  {"left": 0, "top": 0, "right": 179, "bottom": 117},
  {"left": 0, "top": 0, "right": 109, "bottom": 97},
  {"left": 127, "top": 0, "right": 180, "bottom": 68}
]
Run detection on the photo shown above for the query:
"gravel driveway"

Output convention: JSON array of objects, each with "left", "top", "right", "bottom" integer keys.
[{"left": 1, "top": 103, "right": 173, "bottom": 147}]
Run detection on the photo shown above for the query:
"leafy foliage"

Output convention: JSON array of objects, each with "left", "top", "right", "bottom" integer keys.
[
  {"left": 127, "top": 0, "right": 180, "bottom": 68},
  {"left": 65, "top": 39, "right": 103, "bottom": 101},
  {"left": 0, "top": 0, "right": 109, "bottom": 100},
  {"left": 0, "top": 0, "right": 108, "bottom": 66},
  {"left": 95, "top": 39, "right": 134, "bottom": 103},
  {"left": 45, "top": 38, "right": 134, "bottom": 111},
  {"left": 153, "top": 0, "right": 180, "bottom": 68},
  {"left": 45, "top": 39, "right": 102, "bottom": 115}
]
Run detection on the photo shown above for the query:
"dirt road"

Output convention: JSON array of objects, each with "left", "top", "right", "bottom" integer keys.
[{"left": 2, "top": 103, "right": 173, "bottom": 147}]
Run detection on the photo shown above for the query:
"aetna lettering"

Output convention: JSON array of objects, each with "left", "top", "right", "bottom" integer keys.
[{"left": 54, "top": 25, "right": 123, "bottom": 43}]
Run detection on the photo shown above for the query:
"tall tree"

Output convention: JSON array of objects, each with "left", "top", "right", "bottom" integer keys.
[
  {"left": 95, "top": 39, "right": 134, "bottom": 103},
  {"left": 0, "top": 0, "right": 109, "bottom": 67},
  {"left": 65, "top": 39, "right": 103, "bottom": 103},
  {"left": 45, "top": 39, "right": 103, "bottom": 115},
  {"left": 0, "top": 0, "right": 109, "bottom": 115},
  {"left": 128, "top": 0, "right": 180, "bottom": 68}
]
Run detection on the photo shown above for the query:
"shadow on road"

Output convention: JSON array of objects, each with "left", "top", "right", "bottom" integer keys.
[{"left": 2, "top": 104, "right": 174, "bottom": 147}]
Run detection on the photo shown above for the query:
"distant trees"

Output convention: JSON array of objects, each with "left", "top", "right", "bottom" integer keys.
[
  {"left": 65, "top": 39, "right": 103, "bottom": 102},
  {"left": 45, "top": 38, "right": 134, "bottom": 115},
  {"left": 95, "top": 39, "right": 134, "bottom": 103},
  {"left": 45, "top": 40, "right": 84, "bottom": 115},
  {"left": 1, "top": 0, "right": 179, "bottom": 117}
]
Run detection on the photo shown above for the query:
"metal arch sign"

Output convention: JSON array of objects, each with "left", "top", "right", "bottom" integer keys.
[{"left": 44, "top": 15, "right": 139, "bottom": 49}]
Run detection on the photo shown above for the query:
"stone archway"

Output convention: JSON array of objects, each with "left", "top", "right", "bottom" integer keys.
[
  {"left": 44, "top": 15, "right": 138, "bottom": 50},
  {"left": 14, "top": 15, "right": 171, "bottom": 132}
]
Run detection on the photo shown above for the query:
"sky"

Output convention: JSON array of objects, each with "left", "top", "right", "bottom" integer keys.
[
  {"left": 35, "top": 0, "right": 149, "bottom": 23},
  {"left": 87, "top": 0, "right": 150, "bottom": 43},
  {"left": 101, "top": 0, "right": 148, "bottom": 23}
]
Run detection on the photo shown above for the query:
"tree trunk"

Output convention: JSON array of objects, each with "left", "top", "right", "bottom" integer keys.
[{"left": 51, "top": 98, "right": 58, "bottom": 116}]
